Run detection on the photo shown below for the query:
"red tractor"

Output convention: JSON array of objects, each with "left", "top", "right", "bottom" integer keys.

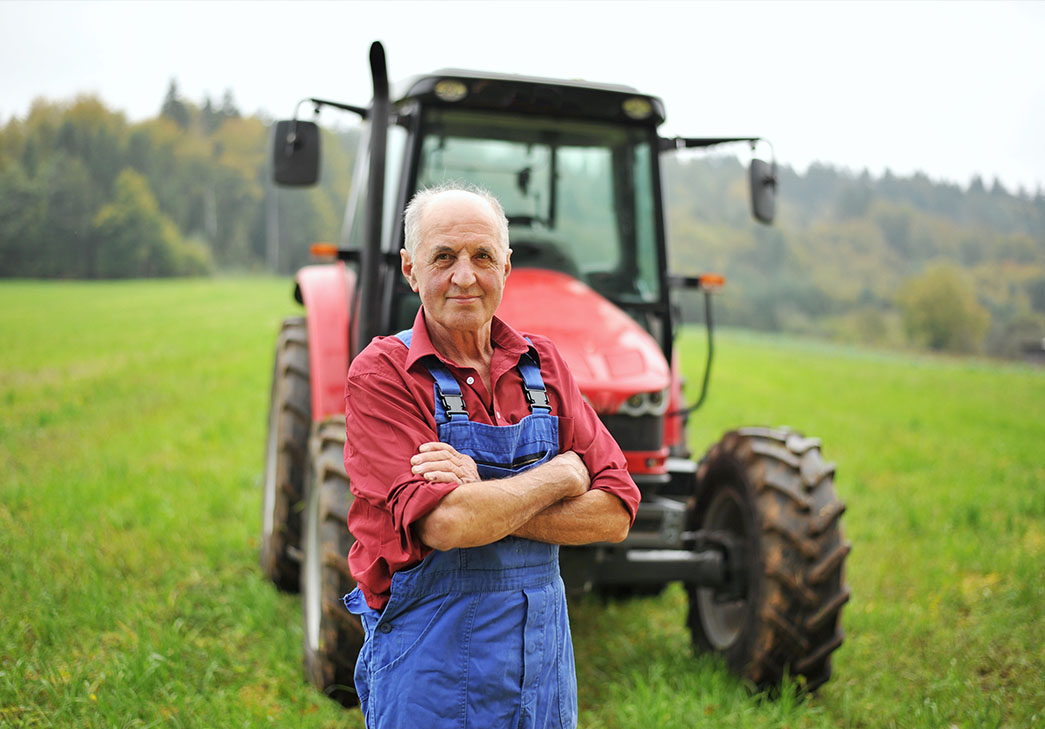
[{"left": 261, "top": 42, "right": 849, "bottom": 707}]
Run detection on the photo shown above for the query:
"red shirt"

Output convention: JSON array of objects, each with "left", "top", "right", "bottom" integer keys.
[{"left": 344, "top": 308, "right": 641, "bottom": 609}]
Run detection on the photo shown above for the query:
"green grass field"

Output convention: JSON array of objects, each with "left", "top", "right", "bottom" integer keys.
[{"left": 1, "top": 278, "right": 1042, "bottom": 728}]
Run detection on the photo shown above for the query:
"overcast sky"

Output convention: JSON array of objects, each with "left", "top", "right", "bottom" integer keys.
[{"left": 2, "top": 0, "right": 1043, "bottom": 194}]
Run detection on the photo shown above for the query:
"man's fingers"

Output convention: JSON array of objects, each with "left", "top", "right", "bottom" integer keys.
[
  {"left": 416, "top": 441, "right": 456, "bottom": 455},
  {"left": 418, "top": 469, "right": 462, "bottom": 484},
  {"left": 410, "top": 442, "right": 479, "bottom": 484},
  {"left": 411, "top": 458, "right": 459, "bottom": 475},
  {"left": 411, "top": 452, "right": 452, "bottom": 467},
  {"left": 413, "top": 443, "right": 458, "bottom": 463}
]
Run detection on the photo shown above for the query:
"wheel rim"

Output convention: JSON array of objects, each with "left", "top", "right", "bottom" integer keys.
[
  {"left": 262, "top": 394, "right": 280, "bottom": 540},
  {"left": 303, "top": 476, "right": 322, "bottom": 652},
  {"left": 696, "top": 486, "right": 749, "bottom": 650}
]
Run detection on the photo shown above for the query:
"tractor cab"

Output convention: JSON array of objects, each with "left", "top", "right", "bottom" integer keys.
[{"left": 372, "top": 74, "right": 670, "bottom": 342}]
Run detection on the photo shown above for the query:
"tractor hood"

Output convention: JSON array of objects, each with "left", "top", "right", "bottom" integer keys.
[{"left": 497, "top": 268, "right": 670, "bottom": 413}]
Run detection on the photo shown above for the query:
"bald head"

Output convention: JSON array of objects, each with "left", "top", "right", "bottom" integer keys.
[{"left": 403, "top": 184, "right": 510, "bottom": 257}]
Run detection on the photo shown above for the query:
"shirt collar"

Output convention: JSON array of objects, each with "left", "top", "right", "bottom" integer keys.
[{"left": 403, "top": 307, "right": 531, "bottom": 371}]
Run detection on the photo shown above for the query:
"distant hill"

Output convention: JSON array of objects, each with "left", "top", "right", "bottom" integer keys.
[
  {"left": 1, "top": 93, "right": 1042, "bottom": 358},
  {"left": 662, "top": 154, "right": 1044, "bottom": 358}
]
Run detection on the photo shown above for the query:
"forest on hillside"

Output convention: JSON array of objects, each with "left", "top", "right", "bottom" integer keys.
[
  {"left": 662, "top": 154, "right": 1045, "bottom": 358},
  {"left": 0, "top": 85, "right": 356, "bottom": 280},
  {"left": 1, "top": 87, "right": 1043, "bottom": 359}
]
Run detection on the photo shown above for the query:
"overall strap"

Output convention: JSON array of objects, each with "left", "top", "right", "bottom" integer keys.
[
  {"left": 394, "top": 329, "right": 468, "bottom": 423},
  {"left": 393, "top": 331, "right": 550, "bottom": 422},
  {"left": 428, "top": 364, "right": 469, "bottom": 423},
  {"left": 519, "top": 339, "right": 551, "bottom": 414}
]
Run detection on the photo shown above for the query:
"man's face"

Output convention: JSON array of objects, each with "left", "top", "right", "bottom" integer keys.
[{"left": 401, "top": 192, "right": 511, "bottom": 339}]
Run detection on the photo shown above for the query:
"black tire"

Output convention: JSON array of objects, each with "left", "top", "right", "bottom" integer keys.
[
  {"left": 260, "top": 317, "right": 311, "bottom": 591},
  {"left": 302, "top": 416, "right": 364, "bottom": 707},
  {"left": 687, "top": 427, "right": 850, "bottom": 692}
]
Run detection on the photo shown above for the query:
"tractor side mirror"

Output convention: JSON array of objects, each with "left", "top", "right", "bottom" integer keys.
[
  {"left": 272, "top": 120, "right": 320, "bottom": 186},
  {"left": 750, "top": 158, "right": 777, "bottom": 224}
]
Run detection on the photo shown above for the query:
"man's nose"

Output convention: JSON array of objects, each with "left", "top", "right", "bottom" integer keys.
[{"left": 449, "top": 257, "right": 478, "bottom": 287}]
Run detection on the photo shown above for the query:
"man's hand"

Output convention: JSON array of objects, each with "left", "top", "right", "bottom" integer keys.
[
  {"left": 550, "top": 451, "right": 591, "bottom": 498},
  {"left": 411, "top": 442, "right": 480, "bottom": 485}
]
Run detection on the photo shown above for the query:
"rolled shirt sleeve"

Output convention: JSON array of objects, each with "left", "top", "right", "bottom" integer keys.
[
  {"left": 344, "top": 362, "right": 459, "bottom": 609},
  {"left": 526, "top": 334, "right": 641, "bottom": 523}
]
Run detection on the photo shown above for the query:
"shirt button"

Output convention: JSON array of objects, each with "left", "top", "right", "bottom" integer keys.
[
  {"left": 466, "top": 376, "right": 474, "bottom": 385},
  {"left": 378, "top": 622, "right": 393, "bottom": 634},
  {"left": 496, "top": 411, "right": 501, "bottom": 419}
]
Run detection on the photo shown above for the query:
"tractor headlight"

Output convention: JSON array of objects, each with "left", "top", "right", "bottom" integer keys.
[
  {"left": 616, "top": 389, "right": 669, "bottom": 417},
  {"left": 648, "top": 389, "right": 665, "bottom": 413},
  {"left": 622, "top": 97, "right": 652, "bottom": 120},
  {"left": 434, "top": 80, "right": 468, "bottom": 102}
]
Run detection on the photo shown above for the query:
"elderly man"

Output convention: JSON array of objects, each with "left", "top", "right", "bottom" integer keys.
[{"left": 342, "top": 184, "right": 640, "bottom": 728}]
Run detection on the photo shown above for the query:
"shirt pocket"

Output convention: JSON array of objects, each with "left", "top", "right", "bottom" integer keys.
[{"left": 557, "top": 416, "right": 575, "bottom": 452}]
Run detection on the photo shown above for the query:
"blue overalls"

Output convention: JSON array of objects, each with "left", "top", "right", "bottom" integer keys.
[{"left": 344, "top": 330, "right": 578, "bottom": 729}]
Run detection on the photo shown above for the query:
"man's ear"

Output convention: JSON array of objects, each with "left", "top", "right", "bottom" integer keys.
[
  {"left": 401, "top": 249, "right": 419, "bottom": 292},
  {"left": 503, "top": 247, "right": 512, "bottom": 280}
]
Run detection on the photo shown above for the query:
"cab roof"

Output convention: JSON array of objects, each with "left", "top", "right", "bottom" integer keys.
[{"left": 392, "top": 69, "right": 667, "bottom": 126}]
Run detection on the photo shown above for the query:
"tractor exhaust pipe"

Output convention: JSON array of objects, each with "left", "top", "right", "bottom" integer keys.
[{"left": 354, "top": 41, "right": 390, "bottom": 357}]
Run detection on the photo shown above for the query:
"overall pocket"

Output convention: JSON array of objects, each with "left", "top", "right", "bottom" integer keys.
[
  {"left": 368, "top": 590, "right": 481, "bottom": 728},
  {"left": 554, "top": 580, "right": 578, "bottom": 728}
]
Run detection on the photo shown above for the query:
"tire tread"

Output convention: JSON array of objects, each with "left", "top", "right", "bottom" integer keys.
[{"left": 688, "top": 427, "right": 849, "bottom": 692}]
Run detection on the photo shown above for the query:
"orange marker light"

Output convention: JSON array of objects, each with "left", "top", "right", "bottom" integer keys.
[
  {"left": 310, "top": 242, "right": 339, "bottom": 259},
  {"left": 699, "top": 273, "right": 726, "bottom": 291}
]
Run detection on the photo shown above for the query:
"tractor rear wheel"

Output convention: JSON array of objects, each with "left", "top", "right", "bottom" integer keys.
[
  {"left": 261, "top": 317, "right": 311, "bottom": 591},
  {"left": 302, "top": 416, "right": 364, "bottom": 707},
  {"left": 687, "top": 427, "right": 849, "bottom": 691}
]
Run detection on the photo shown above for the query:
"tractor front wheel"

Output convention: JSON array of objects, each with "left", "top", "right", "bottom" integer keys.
[
  {"left": 260, "top": 317, "right": 311, "bottom": 591},
  {"left": 301, "top": 416, "right": 364, "bottom": 707},
  {"left": 687, "top": 427, "right": 850, "bottom": 691}
]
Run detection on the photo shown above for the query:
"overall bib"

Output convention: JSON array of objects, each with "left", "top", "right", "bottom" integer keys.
[{"left": 344, "top": 330, "right": 578, "bottom": 729}]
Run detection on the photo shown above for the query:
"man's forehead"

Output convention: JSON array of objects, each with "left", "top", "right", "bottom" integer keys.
[
  {"left": 422, "top": 239, "right": 500, "bottom": 258},
  {"left": 415, "top": 196, "right": 506, "bottom": 252},
  {"left": 429, "top": 237, "right": 497, "bottom": 248},
  {"left": 422, "top": 191, "right": 497, "bottom": 224}
]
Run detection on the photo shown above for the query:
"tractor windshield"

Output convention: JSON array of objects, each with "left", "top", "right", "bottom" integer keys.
[{"left": 415, "top": 109, "right": 660, "bottom": 304}]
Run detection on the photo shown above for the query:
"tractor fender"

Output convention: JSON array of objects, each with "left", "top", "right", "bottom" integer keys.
[{"left": 294, "top": 262, "right": 357, "bottom": 422}]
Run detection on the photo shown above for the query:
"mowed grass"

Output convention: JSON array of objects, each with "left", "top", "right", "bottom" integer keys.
[
  {"left": 1, "top": 279, "right": 1042, "bottom": 728},
  {"left": 572, "top": 328, "right": 1045, "bottom": 729}
]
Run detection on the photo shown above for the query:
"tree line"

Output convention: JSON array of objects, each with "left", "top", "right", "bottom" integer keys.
[
  {"left": 0, "top": 82, "right": 354, "bottom": 279},
  {"left": 1, "top": 88, "right": 1043, "bottom": 358},
  {"left": 662, "top": 154, "right": 1045, "bottom": 358}
]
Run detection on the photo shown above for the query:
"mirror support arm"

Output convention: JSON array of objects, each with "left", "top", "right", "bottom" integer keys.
[
  {"left": 294, "top": 97, "right": 369, "bottom": 120},
  {"left": 684, "top": 288, "right": 715, "bottom": 417},
  {"left": 666, "top": 276, "right": 721, "bottom": 419},
  {"left": 659, "top": 136, "right": 761, "bottom": 152}
]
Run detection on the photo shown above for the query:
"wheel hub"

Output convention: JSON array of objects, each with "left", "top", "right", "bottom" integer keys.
[
  {"left": 696, "top": 488, "right": 751, "bottom": 650},
  {"left": 303, "top": 480, "right": 322, "bottom": 652}
]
